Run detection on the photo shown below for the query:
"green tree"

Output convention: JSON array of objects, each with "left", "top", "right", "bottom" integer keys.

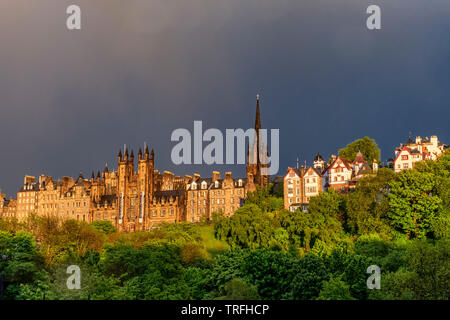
[
  {"left": 241, "top": 250, "right": 297, "bottom": 299},
  {"left": 368, "top": 268, "right": 417, "bottom": 300},
  {"left": 338, "top": 136, "right": 380, "bottom": 163},
  {"left": 183, "top": 267, "right": 213, "bottom": 299},
  {"left": 216, "top": 278, "right": 260, "bottom": 300},
  {"left": 214, "top": 204, "right": 287, "bottom": 251},
  {"left": 90, "top": 221, "right": 117, "bottom": 234},
  {"left": 346, "top": 169, "right": 395, "bottom": 236},
  {"left": 245, "top": 185, "right": 283, "bottom": 213},
  {"left": 388, "top": 170, "right": 442, "bottom": 238},
  {"left": 318, "top": 275, "right": 355, "bottom": 300},
  {"left": 299, "top": 190, "right": 345, "bottom": 252},
  {"left": 209, "top": 249, "right": 248, "bottom": 291},
  {"left": 341, "top": 254, "right": 372, "bottom": 300},
  {"left": 414, "top": 151, "right": 450, "bottom": 239},
  {"left": 404, "top": 239, "right": 449, "bottom": 299},
  {"left": 290, "top": 254, "right": 329, "bottom": 300}
]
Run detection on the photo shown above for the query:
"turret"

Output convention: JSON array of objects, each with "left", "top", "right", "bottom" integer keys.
[
  {"left": 373, "top": 159, "right": 379, "bottom": 173},
  {"left": 212, "top": 171, "right": 220, "bottom": 183}
]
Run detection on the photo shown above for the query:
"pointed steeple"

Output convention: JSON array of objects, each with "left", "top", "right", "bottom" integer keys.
[
  {"left": 97, "top": 171, "right": 101, "bottom": 179},
  {"left": 104, "top": 163, "right": 109, "bottom": 173},
  {"left": 255, "top": 94, "right": 261, "bottom": 131},
  {"left": 254, "top": 94, "right": 261, "bottom": 168},
  {"left": 91, "top": 171, "right": 95, "bottom": 180},
  {"left": 150, "top": 148, "right": 154, "bottom": 160},
  {"left": 138, "top": 148, "right": 143, "bottom": 160},
  {"left": 118, "top": 149, "right": 122, "bottom": 161},
  {"left": 355, "top": 150, "right": 365, "bottom": 163}
]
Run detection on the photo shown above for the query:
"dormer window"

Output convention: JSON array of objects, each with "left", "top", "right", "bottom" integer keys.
[
  {"left": 215, "top": 181, "right": 219, "bottom": 188},
  {"left": 201, "top": 181, "right": 207, "bottom": 189},
  {"left": 238, "top": 179, "right": 243, "bottom": 187},
  {"left": 191, "top": 182, "right": 197, "bottom": 190}
]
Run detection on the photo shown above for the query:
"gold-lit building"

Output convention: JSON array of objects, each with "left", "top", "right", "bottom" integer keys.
[{"left": 1, "top": 96, "right": 269, "bottom": 231}]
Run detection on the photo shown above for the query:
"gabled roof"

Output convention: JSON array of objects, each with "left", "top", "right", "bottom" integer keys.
[
  {"left": 284, "top": 168, "right": 302, "bottom": 179},
  {"left": 189, "top": 176, "right": 247, "bottom": 190},
  {"left": 305, "top": 166, "right": 322, "bottom": 177},
  {"left": 328, "top": 155, "right": 352, "bottom": 171},
  {"left": 18, "top": 184, "right": 40, "bottom": 192},
  {"left": 393, "top": 146, "right": 413, "bottom": 163},
  {"left": 354, "top": 151, "right": 365, "bottom": 164},
  {"left": 356, "top": 162, "right": 372, "bottom": 176},
  {"left": 153, "top": 190, "right": 184, "bottom": 202}
]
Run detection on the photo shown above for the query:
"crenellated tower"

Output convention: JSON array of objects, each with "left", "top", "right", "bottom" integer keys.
[{"left": 137, "top": 146, "right": 154, "bottom": 229}]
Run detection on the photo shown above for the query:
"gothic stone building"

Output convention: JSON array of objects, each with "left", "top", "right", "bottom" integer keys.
[
  {"left": 89, "top": 95, "right": 269, "bottom": 231},
  {"left": 3, "top": 96, "right": 269, "bottom": 231}
]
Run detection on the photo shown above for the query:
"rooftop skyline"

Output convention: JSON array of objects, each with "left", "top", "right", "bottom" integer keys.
[{"left": 1, "top": 0, "right": 449, "bottom": 197}]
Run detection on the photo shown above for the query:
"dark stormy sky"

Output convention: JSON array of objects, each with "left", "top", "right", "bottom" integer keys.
[{"left": 0, "top": 0, "right": 449, "bottom": 197}]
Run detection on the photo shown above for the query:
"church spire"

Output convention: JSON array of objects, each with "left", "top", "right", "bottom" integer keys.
[{"left": 255, "top": 94, "right": 261, "bottom": 131}]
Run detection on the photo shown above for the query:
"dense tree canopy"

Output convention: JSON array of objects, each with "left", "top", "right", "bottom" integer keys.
[
  {"left": 0, "top": 150, "right": 448, "bottom": 300},
  {"left": 338, "top": 136, "right": 381, "bottom": 163}
]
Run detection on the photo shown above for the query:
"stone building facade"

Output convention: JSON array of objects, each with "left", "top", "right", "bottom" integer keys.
[
  {"left": 283, "top": 153, "right": 327, "bottom": 212},
  {"left": 393, "top": 135, "right": 447, "bottom": 173},
  {"left": 283, "top": 151, "right": 378, "bottom": 212},
  {"left": 185, "top": 171, "right": 248, "bottom": 223},
  {"left": 1, "top": 95, "right": 269, "bottom": 231}
]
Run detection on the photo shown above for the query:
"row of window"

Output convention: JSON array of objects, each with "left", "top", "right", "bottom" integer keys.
[
  {"left": 190, "top": 180, "right": 244, "bottom": 190},
  {"left": 332, "top": 176, "right": 346, "bottom": 182},
  {"left": 190, "top": 206, "right": 236, "bottom": 215},
  {"left": 18, "top": 198, "right": 35, "bottom": 204},
  {"left": 189, "top": 189, "right": 243, "bottom": 198},
  {"left": 189, "top": 197, "right": 242, "bottom": 206},
  {"left": 151, "top": 208, "right": 175, "bottom": 217},
  {"left": 287, "top": 177, "right": 318, "bottom": 184}
]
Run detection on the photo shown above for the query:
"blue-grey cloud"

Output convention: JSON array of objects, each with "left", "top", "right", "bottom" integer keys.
[{"left": 0, "top": 0, "right": 449, "bottom": 196}]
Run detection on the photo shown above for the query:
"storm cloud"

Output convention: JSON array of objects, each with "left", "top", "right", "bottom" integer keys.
[{"left": 0, "top": 0, "right": 449, "bottom": 196}]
